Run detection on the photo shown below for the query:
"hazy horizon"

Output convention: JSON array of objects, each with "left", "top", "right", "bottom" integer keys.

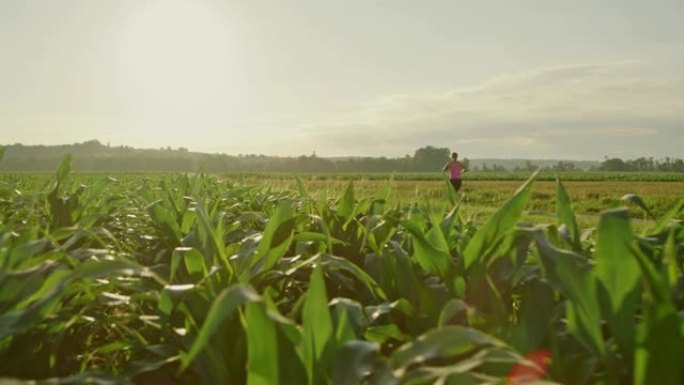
[
  {"left": 2, "top": 0, "right": 683, "bottom": 159},
  {"left": 1, "top": 138, "right": 613, "bottom": 162}
]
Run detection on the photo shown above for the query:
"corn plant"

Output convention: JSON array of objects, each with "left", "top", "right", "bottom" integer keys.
[{"left": 0, "top": 155, "right": 683, "bottom": 384}]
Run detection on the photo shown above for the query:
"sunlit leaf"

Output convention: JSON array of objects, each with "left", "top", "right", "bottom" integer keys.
[
  {"left": 245, "top": 302, "right": 279, "bottom": 385},
  {"left": 300, "top": 266, "right": 334, "bottom": 385},
  {"left": 56, "top": 154, "right": 72, "bottom": 182},
  {"left": 556, "top": 179, "right": 580, "bottom": 250},
  {"left": 594, "top": 208, "right": 639, "bottom": 356},
  {"left": 463, "top": 170, "right": 537, "bottom": 270}
]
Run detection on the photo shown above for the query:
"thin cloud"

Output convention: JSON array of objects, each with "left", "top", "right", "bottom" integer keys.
[
  {"left": 294, "top": 62, "right": 684, "bottom": 158},
  {"left": 596, "top": 127, "right": 659, "bottom": 137}
]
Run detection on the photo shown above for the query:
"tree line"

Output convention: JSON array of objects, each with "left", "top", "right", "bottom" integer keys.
[
  {"left": 0, "top": 141, "right": 458, "bottom": 173},
  {"left": 0, "top": 140, "right": 681, "bottom": 173},
  {"left": 598, "top": 157, "right": 684, "bottom": 172}
]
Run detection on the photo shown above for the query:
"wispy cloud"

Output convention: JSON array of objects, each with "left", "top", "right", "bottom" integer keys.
[
  {"left": 293, "top": 62, "right": 684, "bottom": 158},
  {"left": 595, "top": 127, "right": 659, "bottom": 137}
]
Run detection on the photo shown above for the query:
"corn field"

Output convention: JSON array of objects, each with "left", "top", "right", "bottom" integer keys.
[{"left": 1, "top": 153, "right": 683, "bottom": 385}]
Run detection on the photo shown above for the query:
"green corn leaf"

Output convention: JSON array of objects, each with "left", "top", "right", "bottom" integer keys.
[
  {"left": 300, "top": 266, "right": 334, "bottom": 385},
  {"left": 594, "top": 209, "right": 639, "bottom": 356},
  {"left": 148, "top": 202, "right": 183, "bottom": 244},
  {"left": 556, "top": 179, "right": 580, "bottom": 250},
  {"left": 257, "top": 294, "right": 308, "bottom": 383},
  {"left": 364, "top": 299, "right": 413, "bottom": 323},
  {"left": 9, "top": 268, "right": 70, "bottom": 311},
  {"left": 245, "top": 302, "right": 280, "bottom": 385},
  {"left": 365, "top": 324, "right": 412, "bottom": 344},
  {"left": 464, "top": 266, "right": 508, "bottom": 327},
  {"left": 646, "top": 198, "right": 684, "bottom": 236},
  {"left": 337, "top": 181, "right": 355, "bottom": 221},
  {"left": 181, "top": 284, "right": 260, "bottom": 370},
  {"left": 401, "top": 349, "right": 530, "bottom": 385},
  {"left": 0, "top": 372, "right": 132, "bottom": 385},
  {"left": 621, "top": 193, "right": 655, "bottom": 219},
  {"left": 195, "top": 201, "right": 227, "bottom": 261},
  {"left": 390, "top": 326, "right": 508, "bottom": 371},
  {"left": 331, "top": 298, "right": 366, "bottom": 341},
  {"left": 437, "top": 299, "right": 469, "bottom": 327},
  {"left": 446, "top": 179, "right": 458, "bottom": 206},
  {"left": 308, "top": 214, "right": 335, "bottom": 254},
  {"left": 3, "top": 240, "right": 48, "bottom": 270},
  {"left": 333, "top": 305, "right": 357, "bottom": 344},
  {"left": 371, "top": 177, "right": 393, "bottom": 214},
  {"left": 0, "top": 262, "right": 64, "bottom": 312},
  {"left": 532, "top": 229, "right": 604, "bottom": 355},
  {"left": 71, "top": 259, "right": 165, "bottom": 284},
  {"left": 344, "top": 198, "right": 371, "bottom": 230},
  {"left": 510, "top": 278, "right": 556, "bottom": 353},
  {"left": 320, "top": 255, "right": 388, "bottom": 301},
  {"left": 0, "top": 273, "right": 68, "bottom": 339},
  {"left": 332, "top": 341, "right": 380, "bottom": 385},
  {"left": 401, "top": 219, "right": 452, "bottom": 278},
  {"left": 375, "top": 176, "right": 393, "bottom": 202},
  {"left": 238, "top": 204, "right": 296, "bottom": 282},
  {"left": 294, "top": 232, "right": 346, "bottom": 246},
  {"left": 663, "top": 229, "right": 679, "bottom": 291},
  {"left": 462, "top": 170, "right": 537, "bottom": 270},
  {"left": 634, "top": 303, "right": 684, "bottom": 385},
  {"left": 84, "top": 177, "right": 113, "bottom": 204},
  {"left": 0, "top": 258, "right": 159, "bottom": 340},
  {"left": 56, "top": 154, "right": 72, "bottom": 182},
  {"left": 632, "top": 245, "right": 684, "bottom": 385},
  {"left": 169, "top": 247, "right": 183, "bottom": 282},
  {"left": 295, "top": 174, "right": 309, "bottom": 198},
  {"left": 252, "top": 201, "right": 295, "bottom": 272},
  {"left": 183, "top": 248, "right": 206, "bottom": 276}
]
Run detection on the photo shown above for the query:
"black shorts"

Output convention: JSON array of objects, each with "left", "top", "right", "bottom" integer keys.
[{"left": 450, "top": 179, "right": 462, "bottom": 191}]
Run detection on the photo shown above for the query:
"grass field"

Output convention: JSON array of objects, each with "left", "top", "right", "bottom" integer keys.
[
  {"left": 236, "top": 176, "right": 684, "bottom": 230},
  {"left": 224, "top": 171, "right": 684, "bottom": 182},
  {"left": 1, "top": 163, "right": 683, "bottom": 384}
]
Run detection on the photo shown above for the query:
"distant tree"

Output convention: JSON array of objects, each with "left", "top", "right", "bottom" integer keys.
[
  {"left": 545, "top": 161, "right": 576, "bottom": 172},
  {"left": 492, "top": 163, "right": 506, "bottom": 172},
  {"left": 600, "top": 157, "right": 628, "bottom": 171},
  {"left": 672, "top": 158, "right": 684, "bottom": 172},
  {"left": 412, "top": 146, "right": 450, "bottom": 171},
  {"left": 627, "top": 157, "right": 654, "bottom": 171},
  {"left": 79, "top": 139, "right": 102, "bottom": 147}
]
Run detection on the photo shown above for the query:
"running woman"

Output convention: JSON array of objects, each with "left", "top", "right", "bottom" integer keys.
[{"left": 442, "top": 152, "right": 467, "bottom": 192}]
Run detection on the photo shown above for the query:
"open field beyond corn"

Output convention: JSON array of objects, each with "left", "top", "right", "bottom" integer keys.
[
  {"left": 1, "top": 160, "right": 683, "bottom": 385},
  {"left": 249, "top": 177, "right": 684, "bottom": 228}
]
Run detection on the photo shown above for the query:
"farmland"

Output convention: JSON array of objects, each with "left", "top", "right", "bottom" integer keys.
[
  {"left": 239, "top": 175, "right": 684, "bottom": 229},
  {"left": 1, "top": 159, "right": 684, "bottom": 384}
]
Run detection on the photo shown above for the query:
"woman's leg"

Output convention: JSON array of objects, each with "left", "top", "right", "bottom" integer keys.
[{"left": 450, "top": 179, "right": 462, "bottom": 192}]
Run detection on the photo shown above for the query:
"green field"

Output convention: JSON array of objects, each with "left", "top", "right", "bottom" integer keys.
[
  {"left": 1, "top": 161, "right": 684, "bottom": 384},
  {"left": 245, "top": 176, "right": 684, "bottom": 229},
  {"left": 226, "top": 171, "right": 684, "bottom": 182}
]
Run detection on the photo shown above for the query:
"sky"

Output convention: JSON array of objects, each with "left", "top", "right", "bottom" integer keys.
[{"left": 1, "top": 0, "right": 683, "bottom": 159}]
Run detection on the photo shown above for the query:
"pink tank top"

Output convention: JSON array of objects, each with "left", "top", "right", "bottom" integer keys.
[{"left": 450, "top": 162, "right": 462, "bottom": 179}]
